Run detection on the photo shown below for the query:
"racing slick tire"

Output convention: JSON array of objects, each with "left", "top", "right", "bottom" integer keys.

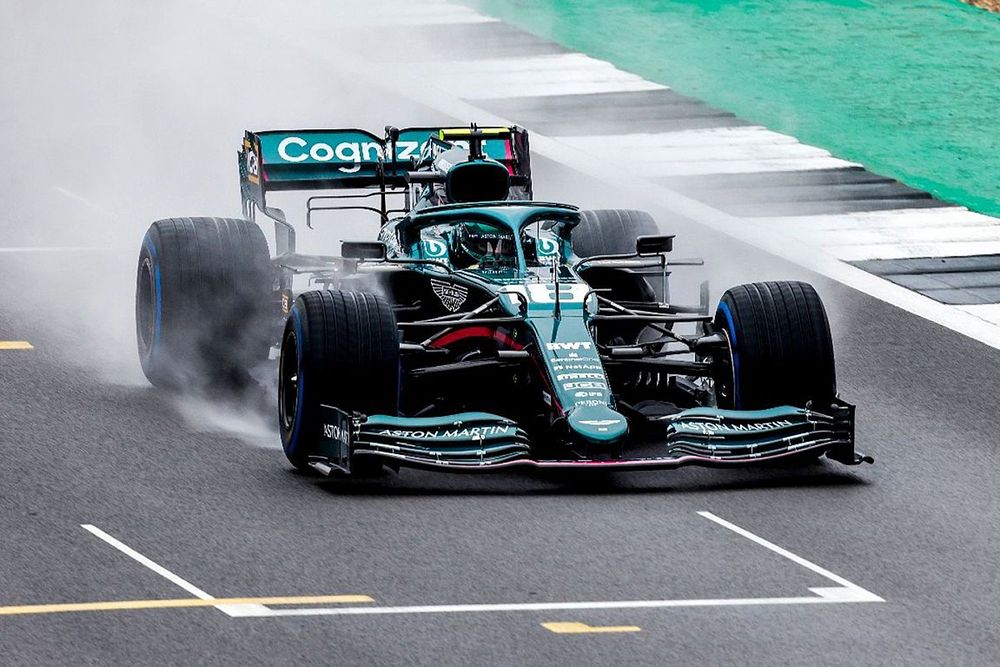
[
  {"left": 136, "top": 217, "right": 272, "bottom": 390},
  {"left": 573, "top": 209, "right": 659, "bottom": 259},
  {"left": 713, "top": 281, "right": 837, "bottom": 411},
  {"left": 574, "top": 208, "right": 660, "bottom": 303},
  {"left": 278, "top": 290, "right": 400, "bottom": 472},
  {"left": 576, "top": 209, "right": 661, "bottom": 344}
]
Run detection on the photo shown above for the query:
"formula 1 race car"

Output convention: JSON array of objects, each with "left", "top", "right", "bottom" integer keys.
[{"left": 135, "top": 124, "right": 871, "bottom": 476}]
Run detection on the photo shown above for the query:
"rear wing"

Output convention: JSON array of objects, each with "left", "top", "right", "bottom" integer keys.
[{"left": 239, "top": 125, "right": 532, "bottom": 219}]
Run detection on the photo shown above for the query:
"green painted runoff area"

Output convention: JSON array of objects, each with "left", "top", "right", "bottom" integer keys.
[{"left": 470, "top": 0, "right": 1000, "bottom": 217}]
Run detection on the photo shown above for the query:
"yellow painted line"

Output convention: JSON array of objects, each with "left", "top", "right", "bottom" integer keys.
[
  {"left": 0, "top": 594, "right": 373, "bottom": 617},
  {"left": 0, "top": 341, "right": 33, "bottom": 350},
  {"left": 542, "top": 622, "right": 641, "bottom": 634}
]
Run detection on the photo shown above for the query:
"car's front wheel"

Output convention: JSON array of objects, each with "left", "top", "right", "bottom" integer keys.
[
  {"left": 713, "top": 281, "right": 837, "bottom": 410},
  {"left": 279, "top": 290, "right": 400, "bottom": 472}
]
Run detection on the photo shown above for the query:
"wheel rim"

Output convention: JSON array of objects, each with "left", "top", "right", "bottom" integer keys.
[
  {"left": 278, "top": 328, "right": 299, "bottom": 433},
  {"left": 713, "top": 328, "right": 738, "bottom": 409},
  {"left": 137, "top": 257, "right": 156, "bottom": 353}
]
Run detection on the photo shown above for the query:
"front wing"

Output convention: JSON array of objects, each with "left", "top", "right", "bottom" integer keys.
[{"left": 308, "top": 401, "right": 869, "bottom": 475}]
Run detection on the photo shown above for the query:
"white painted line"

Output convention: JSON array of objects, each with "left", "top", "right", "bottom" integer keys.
[
  {"left": 755, "top": 207, "right": 1000, "bottom": 259},
  {"left": 769, "top": 207, "right": 996, "bottom": 232},
  {"left": 330, "top": 2, "right": 499, "bottom": 26},
  {"left": 638, "top": 156, "right": 860, "bottom": 177},
  {"left": 441, "top": 53, "right": 635, "bottom": 75},
  {"left": 561, "top": 127, "right": 801, "bottom": 150},
  {"left": 958, "top": 304, "right": 1000, "bottom": 327},
  {"left": 463, "top": 74, "right": 660, "bottom": 93},
  {"left": 577, "top": 141, "right": 836, "bottom": 164},
  {"left": 697, "top": 511, "right": 883, "bottom": 602},
  {"left": 242, "top": 594, "right": 869, "bottom": 618},
  {"left": 831, "top": 241, "right": 1000, "bottom": 262},
  {"left": 402, "top": 53, "right": 667, "bottom": 99},
  {"left": 464, "top": 79, "right": 666, "bottom": 100},
  {"left": 81, "top": 525, "right": 266, "bottom": 617},
  {"left": 375, "top": 15, "right": 500, "bottom": 26},
  {"left": 235, "top": 511, "right": 881, "bottom": 619},
  {"left": 81, "top": 525, "right": 213, "bottom": 599},
  {"left": 447, "top": 67, "right": 651, "bottom": 86},
  {"left": 815, "top": 224, "right": 1000, "bottom": 247}
]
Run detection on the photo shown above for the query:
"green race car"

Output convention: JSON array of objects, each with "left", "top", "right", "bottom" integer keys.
[{"left": 135, "top": 125, "right": 870, "bottom": 476}]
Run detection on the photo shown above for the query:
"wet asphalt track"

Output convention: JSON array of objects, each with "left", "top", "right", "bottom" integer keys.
[{"left": 2, "top": 2, "right": 1000, "bottom": 665}]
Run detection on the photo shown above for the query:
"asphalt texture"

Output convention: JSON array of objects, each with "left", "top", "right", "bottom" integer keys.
[{"left": 2, "top": 2, "right": 1000, "bottom": 665}]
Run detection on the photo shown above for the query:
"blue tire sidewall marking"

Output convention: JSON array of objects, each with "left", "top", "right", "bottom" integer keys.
[
  {"left": 286, "top": 306, "right": 306, "bottom": 455},
  {"left": 143, "top": 234, "right": 163, "bottom": 362},
  {"left": 717, "top": 300, "right": 741, "bottom": 409}
]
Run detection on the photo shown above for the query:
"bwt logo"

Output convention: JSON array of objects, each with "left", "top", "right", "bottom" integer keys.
[{"left": 546, "top": 341, "right": 593, "bottom": 351}]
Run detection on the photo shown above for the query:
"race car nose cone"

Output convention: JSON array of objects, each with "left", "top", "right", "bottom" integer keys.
[{"left": 566, "top": 405, "right": 629, "bottom": 445}]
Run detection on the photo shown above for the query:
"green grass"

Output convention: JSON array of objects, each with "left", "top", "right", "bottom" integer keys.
[{"left": 470, "top": 0, "right": 1000, "bottom": 216}]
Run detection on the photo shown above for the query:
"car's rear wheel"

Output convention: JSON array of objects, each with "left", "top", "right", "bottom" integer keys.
[
  {"left": 713, "top": 281, "right": 836, "bottom": 410},
  {"left": 279, "top": 290, "right": 399, "bottom": 472},
  {"left": 575, "top": 209, "right": 662, "bottom": 347},
  {"left": 136, "top": 217, "right": 272, "bottom": 390},
  {"left": 573, "top": 209, "right": 659, "bottom": 260}
]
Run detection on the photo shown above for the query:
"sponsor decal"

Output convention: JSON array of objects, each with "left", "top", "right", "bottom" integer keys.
[
  {"left": 272, "top": 135, "right": 497, "bottom": 174},
  {"left": 280, "top": 290, "right": 292, "bottom": 315},
  {"left": 536, "top": 236, "right": 559, "bottom": 258},
  {"left": 243, "top": 140, "right": 260, "bottom": 185},
  {"left": 574, "top": 391, "right": 603, "bottom": 398},
  {"left": 563, "top": 381, "right": 608, "bottom": 390},
  {"left": 579, "top": 417, "right": 622, "bottom": 432},
  {"left": 674, "top": 419, "right": 794, "bottom": 436},
  {"left": 276, "top": 136, "right": 385, "bottom": 172},
  {"left": 527, "top": 283, "right": 587, "bottom": 304},
  {"left": 553, "top": 362, "right": 604, "bottom": 372},
  {"left": 321, "top": 422, "right": 350, "bottom": 447},
  {"left": 423, "top": 239, "right": 448, "bottom": 258},
  {"left": 378, "top": 425, "right": 513, "bottom": 439},
  {"left": 430, "top": 278, "right": 468, "bottom": 312},
  {"left": 579, "top": 419, "right": 621, "bottom": 427},
  {"left": 556, "top": 372, "right": 605, "bottom": 381},
  {"left": 546, "top": 341, "right": 593, "bottom": 352}
]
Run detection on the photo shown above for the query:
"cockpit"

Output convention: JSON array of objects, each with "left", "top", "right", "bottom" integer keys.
[{"left": 416, "top": 220, "right": 565, "bottom": 278}]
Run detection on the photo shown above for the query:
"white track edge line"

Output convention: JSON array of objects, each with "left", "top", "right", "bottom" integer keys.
[
  {"left": 697, "top": 512, "right": 883, "bottom": 602},
  {"left": 80, "top": 525, "right": 264, "bottom": 616},
  {"left": 247, "top": 595, "right": 871, "bottom": 618}
]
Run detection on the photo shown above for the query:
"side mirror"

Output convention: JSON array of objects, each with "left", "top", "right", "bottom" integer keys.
[
  {"left": 341, "top": 241, "right": 386, "bottom": 260},
  {"left": 636, "top": 234, "right": 674, "bottom": 255}
]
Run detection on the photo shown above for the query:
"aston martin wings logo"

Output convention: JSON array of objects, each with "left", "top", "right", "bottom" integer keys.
[{"left": 430, "top": 279, "right": 468, "bottom": 312}]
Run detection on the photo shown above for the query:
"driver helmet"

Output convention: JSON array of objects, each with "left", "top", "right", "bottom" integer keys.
[{"left": 451, "top": 222, "right": 516, "bottom": 268}]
